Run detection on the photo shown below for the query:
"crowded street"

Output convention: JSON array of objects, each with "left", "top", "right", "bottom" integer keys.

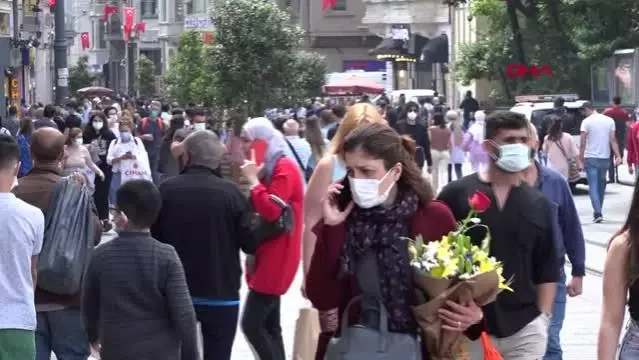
[
  {"left": 4, "top": 0, "right": 639, "bottom": 358},
  {"left": 61, "top": 163, "right": 631, "bottom": 360}
]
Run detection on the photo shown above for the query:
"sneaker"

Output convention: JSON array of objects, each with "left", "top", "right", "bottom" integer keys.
[
  {"left": 102, "top": 220, "right": 113, "bottom": 233},
  {"left": 594, "top": 216, "right": 604, "bottom": 223}
]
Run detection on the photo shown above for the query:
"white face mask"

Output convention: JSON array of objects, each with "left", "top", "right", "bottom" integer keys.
[
  {"left": 109, "top": 115, "right": 118, "bottom": 123},
  {"left": 348, "top": 169, "right": 397, "bottom": 209},
  {"left": 93, "top": 121, "right": 104, "bottom": 130},
  {"left": 488, "top": 141, "right": 531, "bottom": 173},
  {"left": 184, "top": 120, "right": 191, "bottom": 127},
  {"left": 75, "top": 138, "right": 84, "bottom": 146},
  {"left": 407, "top": 111, "right": 417, "bottom": 121},
  {"left": 194, "top": 122, "right": 206, "bottom": 131}
]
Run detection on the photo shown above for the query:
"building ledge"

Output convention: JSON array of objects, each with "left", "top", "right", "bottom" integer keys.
[{"left": 322, "top": 10, "right": 356, "bottom": 18}]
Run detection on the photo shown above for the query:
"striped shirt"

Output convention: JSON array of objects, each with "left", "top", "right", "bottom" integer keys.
[{"left": 81, "top": 232, "right": 198, "bottom": 360}]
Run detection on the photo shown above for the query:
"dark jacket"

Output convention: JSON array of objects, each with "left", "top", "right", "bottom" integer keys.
[
  {"left": 306, "top": 200, "right": 456, "bottom": 360},
  {"left": 394, "top": 120, "right": 432, "bottom": 167},
  {"left": 13, "top": 163, "right": 102, "bottom": 306},
  {"left": 82, "top": 232, "right": 198, "bottom": 360},
  {"left": 151, "top": 165, "right": 258, "bottom": 301}
]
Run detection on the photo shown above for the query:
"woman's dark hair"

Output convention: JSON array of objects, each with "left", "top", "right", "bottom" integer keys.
[
  {"left": 84, "top": 112, "right": 108, "bottom": 140},
  {"left": 433, "top": 113, "right": 446, "bottom": 128},
  {"left": 19, "top": 116, "right": 33, "bottom": 137},
  {"left": 171, "top": 108, "right": 184, "bottom": 116},
  {"left": 385, "top": 108, "right": 399, "bottom": 127},
  {"left": 616, "top": 176, "right": 639, "bottom": 286},
  {"left": 304, "top": 116, "right": 326, "bottom": 160},
  {"left": 342, "top": 122, "right": 434, "bottom": 204},
  {"left": 547, "top": 114, "right": 563, "bottom": 142},
  {"left": 403, "top": 101, "right": 420, "bottom": 119},
  {"left": 164, "top": 114, "right": 185, "bottom": 143},
  {"left": 116, "top": 179, "right": 161, "bottom": 227},
  {"left": 66, "top": 127, "right": 83, "bottom": 145}
]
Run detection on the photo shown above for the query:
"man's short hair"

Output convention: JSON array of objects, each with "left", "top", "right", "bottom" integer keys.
[
  {"left": 43, "top": 104, "right": 57, "bottom": 119},
  {"left": 553, "top": 97, "right": 565, "bottom": 108},
  {"left": 484, "top": 111, "right": 529, "bottom": 140},
  {"left": 183, "top": 130, "right": 223, "bottom": 169},
  {"left": 613, "top": 96, "right": 622, "bottom": 105},
  {"left": 115, "top": 180, "right": 161, "bottom": 227},
  {"left": 581, "top": 101, "right": 594, "bottom": 110},
  {"left": 0, "top": 135, "right": 19, "bottom": 170},
  {"left": 8, "top": 105, "right": 17, "bottom": 116}
]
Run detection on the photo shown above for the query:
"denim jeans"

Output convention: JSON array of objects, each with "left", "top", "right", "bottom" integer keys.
[
  {"left": 544, "top": 267, "right": 567, "bottom": 360},
  {"left": 620, "top": 319, "right": 639, "bottom": 359},
  {"left": 109, "top": 171, "right": 121, "bottom": 206},
  {"left": 35, "top": 308, "right": 89, "bottom": 360},
  {"left": 584, "top": 157, "right": 609, "bottom": 218},
  {"left": 241, "top": 291, "right": 284, "bottom": 360}
]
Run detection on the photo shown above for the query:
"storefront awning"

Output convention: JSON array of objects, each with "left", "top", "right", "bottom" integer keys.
[{"left": 369, "top": 38, "right": 416, "bottom": 62}]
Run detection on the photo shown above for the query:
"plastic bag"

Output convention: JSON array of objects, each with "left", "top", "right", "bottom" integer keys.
[{"left": 38, "top": 177, "right": 97, "bottom": 295}]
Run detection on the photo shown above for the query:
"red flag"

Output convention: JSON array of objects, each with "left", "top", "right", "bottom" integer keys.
[
  {"left": 321, "top": 0, "right": 336, "bottom": 10},
  {"left": 135, "top": 22, "right": 146, "bottom": 33},
  {"left": 123, "top": 7, "right": 135, "bottom": 31},
  {"left": 102, "top": 4, "right": 117, "bottom": 21},
  {"left": 49, "top": 0, "right": 55, "bottom": 6},
  {"left": 202, "top": 32, "right": 214, "bottom": 45},
  {"left": 80, "top": 32, "right": 90, "bottom": 50}
]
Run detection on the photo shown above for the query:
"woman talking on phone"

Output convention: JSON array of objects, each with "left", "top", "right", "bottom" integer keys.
[
  {"left": 305, "top": 123, "right": 483, "bottom": 360},
  {"left": 238, "top": 117, "right": 304, "bottom": 360}
]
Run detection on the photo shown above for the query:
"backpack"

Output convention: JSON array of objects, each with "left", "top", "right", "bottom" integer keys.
[{"left": 141, "top": 117, "right": 164, "bottom": 132}]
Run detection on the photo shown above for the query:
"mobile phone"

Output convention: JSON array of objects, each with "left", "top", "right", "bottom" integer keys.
[{"left": 335, "top": 177, "right": 352, "bottom": 211}]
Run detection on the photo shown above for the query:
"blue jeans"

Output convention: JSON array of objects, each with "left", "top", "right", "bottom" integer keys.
[
  {"left": 620, "top": 319, "right": 639, "bottom": 359},
  {"left": 584, "top": 157, "right": 609, "bottom": 218},
  {"left": 544, "top": 267, "right": 567, "bottom": 360},
  {"left": 35, "top": 308, "right": 89, "bottom": 360},
  {"left": 109, "top": 171, "right": 121, "bottom": 206}
]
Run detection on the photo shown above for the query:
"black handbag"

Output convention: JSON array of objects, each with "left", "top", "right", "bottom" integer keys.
[{"left": 252, "top": 194, "right": 294, "bottom": 242}]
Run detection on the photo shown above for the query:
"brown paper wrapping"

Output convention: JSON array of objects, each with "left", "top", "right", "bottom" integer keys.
[{"left": 412, "top": 269, "right": 504, "bottom": 360}]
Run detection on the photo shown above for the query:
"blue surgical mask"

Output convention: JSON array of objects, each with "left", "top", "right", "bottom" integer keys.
[
  {"left": 489, "top": 142, "right": 531, "bottom": 173},
  {"left": 120, "top": 132, "right": 132, "bottom": 142},
  {"left": 194, "top": 122, "right": 206, "bottom": 131}
]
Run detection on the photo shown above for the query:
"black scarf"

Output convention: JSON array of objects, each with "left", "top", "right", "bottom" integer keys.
[{"left": 340, "top": 189, "right": 419, "bottom": 332}]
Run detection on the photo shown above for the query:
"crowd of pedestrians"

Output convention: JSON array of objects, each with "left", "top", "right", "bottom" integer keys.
[{"left": 0, "top": 91, "right": 638, "bottom": 360}]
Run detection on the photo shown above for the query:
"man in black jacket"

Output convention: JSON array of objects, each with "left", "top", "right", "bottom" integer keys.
[{"left": 152, "top": 130, "right": 258, "bottom": 360}]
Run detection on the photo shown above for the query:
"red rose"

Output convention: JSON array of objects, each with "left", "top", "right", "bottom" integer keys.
[{"left": 468, "top": 191, "right": 491, "bottom": 213}]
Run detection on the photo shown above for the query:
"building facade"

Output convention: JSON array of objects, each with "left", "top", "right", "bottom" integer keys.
[
  {"left": 294, "top": 0, "right": 383, "bottom": 74},
  {"left": 450, "top": 3, "right": 493, "bottom": 105}
]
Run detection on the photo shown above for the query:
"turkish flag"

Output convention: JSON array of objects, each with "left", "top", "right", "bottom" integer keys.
[
  {"left": 123, "top": 7, "right": 135, "bottom": 31},
  {"left": 202, "top": 32, "right": 214, "bottom": 45},
  {"left": 135, "top": 22, "right": 146, "bottom": 33},
  {"left": 102, "top": 4, "right": 117, "bottom": 21},
  {"left": 321, "top": 0, "right": 336, "bottom": 10},
  {"left": 80, "top": 32, "right": 90, "bottom": 50}
]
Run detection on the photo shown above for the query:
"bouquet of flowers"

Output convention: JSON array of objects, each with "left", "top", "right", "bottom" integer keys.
[{"left": 406, "top": 191, "right": 513, "bottom": 360}]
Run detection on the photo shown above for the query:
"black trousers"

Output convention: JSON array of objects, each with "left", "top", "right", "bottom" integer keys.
[
  {"left": 181, "top": 305, "right": 239, "bottom": 360},
  {"left": 448, "top": 163, "right": 463, "bottom": 183},
  {"left": 93, "top": 164, "right": 112, "bottom": 221},
  {"left": 241, "top": 291, "right": 284, "bottom": 360}
]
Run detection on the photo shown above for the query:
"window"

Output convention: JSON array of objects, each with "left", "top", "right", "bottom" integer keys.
[
  {"left": 140, "top": 49, "right": 162, "bottom": 75},
  {"left": 141, "top": 0, "right": 158, "bottom": 18},
  {"left": 97, "top": 21, "right": 106, "bottom": 48},
  {"left": 331, "top": 0, "right": 347, "bottom": 11}
]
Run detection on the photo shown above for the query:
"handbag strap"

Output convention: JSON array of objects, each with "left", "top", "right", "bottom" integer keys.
[
  {"left": 554, "top": 138, "right": 570, "bottom": 160},
  {"left": 285, "top": 138, "right": 307, "bottom": 171}
]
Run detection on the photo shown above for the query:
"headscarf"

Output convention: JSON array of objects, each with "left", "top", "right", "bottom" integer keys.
[
  {"left": 243, "top": 117, "right": 287, "bottom": 180},
  {"left": 468, "top": 110, "right": 486, "bottom": 143}
]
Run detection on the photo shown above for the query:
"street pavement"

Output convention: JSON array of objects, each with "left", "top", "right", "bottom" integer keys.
[{"left": 86, "top": 164, "right": 634, "bottom": 359}]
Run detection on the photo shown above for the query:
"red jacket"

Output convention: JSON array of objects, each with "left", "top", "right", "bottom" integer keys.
[
  {"left": 627, "top": 122, "right": 639, "bottom": 166},
  {"left": 306, "top": 200, "right": 456, "bottom": 360},
  {"left": 246, "top": 157, "right": 304, "bottom": 295}
]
